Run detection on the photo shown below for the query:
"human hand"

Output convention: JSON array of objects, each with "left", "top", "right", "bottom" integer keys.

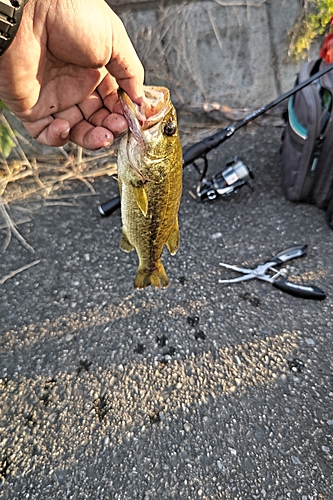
[{"left": 0, "top": 0, "right": 144, "bottom": 149}]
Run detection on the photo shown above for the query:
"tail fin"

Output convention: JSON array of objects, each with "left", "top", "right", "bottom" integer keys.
[{"left": 134, "top": 261, "right": 169, "bottom": 289}]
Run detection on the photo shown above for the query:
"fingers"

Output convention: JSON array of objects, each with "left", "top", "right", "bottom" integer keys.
[
  {"left": 22, "top": 90, "right": 128, "bottom": 149},
  {"left": 76, "top": 89, "right": 127, "bottom": 134},
  {"left": 26, "top": 116, "right": 116, "bottom": 150},
  {"left": 69, "top": 109, "right": 127, "bottom": 149},
  {"left": 23, "top": 117, "right": 71, "bottom": 147},
  {"left": 69, "top": 121, "right": 115, "bottom": 150},
  {"left": 97, "top": 74, "right": 120, "bottom": 112}
]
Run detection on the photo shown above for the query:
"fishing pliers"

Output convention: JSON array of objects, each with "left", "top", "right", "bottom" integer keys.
[{"left": 219, "top": 244, "right": 326, "bottom": 300}]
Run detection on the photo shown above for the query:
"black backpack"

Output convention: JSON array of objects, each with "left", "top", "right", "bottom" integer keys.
[{"left": 281, "top": 58, "right": 333, "bottom": 229}]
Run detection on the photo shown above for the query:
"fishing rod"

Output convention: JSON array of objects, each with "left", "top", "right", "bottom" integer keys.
[{"left": 98, "top": 62, "right": 333, "bottom": 217}]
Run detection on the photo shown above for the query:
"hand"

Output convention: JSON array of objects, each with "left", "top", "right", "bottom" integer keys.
[{"left": 0, "top": 0, "right": 144, "bottom": 149}]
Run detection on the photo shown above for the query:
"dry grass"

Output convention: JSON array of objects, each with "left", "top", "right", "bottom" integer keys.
[{"left": 0, "top": 147, "right": 117, "bottom": 205}]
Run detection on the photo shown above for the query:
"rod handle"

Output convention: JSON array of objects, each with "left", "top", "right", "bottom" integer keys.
[{"left": 98, "top": 196, "right": 121, "bottom": 217}]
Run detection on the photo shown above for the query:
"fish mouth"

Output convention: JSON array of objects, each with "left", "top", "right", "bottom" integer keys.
[{"left": 118, "top": 86, "right": 172, "bottom": 147}]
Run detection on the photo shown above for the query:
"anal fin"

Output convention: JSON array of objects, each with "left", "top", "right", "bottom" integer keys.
[{"left": 120, "top": 230, "right": 134, "bottom": 252}]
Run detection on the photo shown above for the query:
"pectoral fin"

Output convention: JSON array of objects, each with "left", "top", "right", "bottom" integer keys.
[
  {"left": 165, "top": 219, "right": 180, "bottom": 255},
  {"left": 133, "top": 185, "right": 148, "bottom": 217}
]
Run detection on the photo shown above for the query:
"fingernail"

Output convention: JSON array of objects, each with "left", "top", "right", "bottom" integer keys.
[{"left": 60, "top": 128, "right": 70, "bottom": 139}]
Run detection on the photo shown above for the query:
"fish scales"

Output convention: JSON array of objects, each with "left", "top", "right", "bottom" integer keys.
[{"left": 117, "top": 86, "right": 183, "bottom": 289}]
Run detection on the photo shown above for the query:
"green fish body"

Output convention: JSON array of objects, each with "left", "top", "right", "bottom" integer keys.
[{"left": 117, "top": 86, "right": 183, "bottom": 289}]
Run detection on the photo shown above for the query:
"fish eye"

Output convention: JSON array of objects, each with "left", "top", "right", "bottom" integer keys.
[{"left": 164, "top": 121, "right": 177, "bottom": 136}]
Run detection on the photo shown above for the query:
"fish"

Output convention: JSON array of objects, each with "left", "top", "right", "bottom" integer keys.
[{"left": 117, "top": 86, "right": 183, "bottom": 289}]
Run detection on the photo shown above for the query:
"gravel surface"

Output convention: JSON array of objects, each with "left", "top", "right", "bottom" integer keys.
[{"left": 1, "top": 124, "right": 333, "bottom": 499}]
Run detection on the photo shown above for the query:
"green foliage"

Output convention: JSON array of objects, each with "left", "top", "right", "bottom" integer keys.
[
  {"left": 0, "top": 100, "right": 16, "bottom": 158},
  {"left": 0, "top": 123, "right": 16, "bottom": 158},
  {"left": 0, "top": 100, "right": 8, "bottom": 111},
  {"left": 290, "top": 0, "right": 333, "bottom": 58}
]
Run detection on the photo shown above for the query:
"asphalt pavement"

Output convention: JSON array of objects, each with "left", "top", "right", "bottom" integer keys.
[{"left": 1, "top": 123, "right": 333, "bottom": 500}]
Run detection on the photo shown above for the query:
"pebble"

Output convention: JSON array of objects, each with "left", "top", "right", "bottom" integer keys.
[
  {"left": 48, "top": 412, "right": 59, "bottom": 424},
  {"left": 211, "top": 232, "right": 223, "bottom": 239}
]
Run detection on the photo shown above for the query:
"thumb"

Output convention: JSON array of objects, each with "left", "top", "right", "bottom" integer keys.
[{"left": 106, "top": 12, "right": 144, "bottom": 105}]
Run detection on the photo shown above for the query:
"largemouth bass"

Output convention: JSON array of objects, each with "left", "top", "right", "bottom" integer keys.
[{"left": 117, "top": 86, "right": 183, "bottom": 289}]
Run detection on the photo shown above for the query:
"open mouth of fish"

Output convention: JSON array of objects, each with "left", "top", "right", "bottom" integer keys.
[{"left": 118, "top": 86, "right": 172, "bottom": 149}]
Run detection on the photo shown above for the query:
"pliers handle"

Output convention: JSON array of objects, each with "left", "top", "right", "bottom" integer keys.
[
  {"left": 272, "top": 277, "right": 326, "bottom": 300},
  {"left": 219, "top": 245, "right": 326, "bottom": 300}
]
